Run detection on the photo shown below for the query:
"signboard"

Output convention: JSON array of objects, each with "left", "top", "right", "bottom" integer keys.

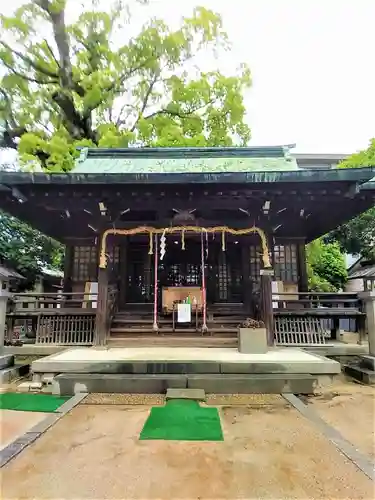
[{"left": 177, "top": 303, "right": 191, "bottom": 323}]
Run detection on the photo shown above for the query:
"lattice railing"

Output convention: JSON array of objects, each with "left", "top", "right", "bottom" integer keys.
[
  {"left": 275, "top": 317, "right": 326, "bottom": 345},
  {"left": 36, "top": 313, "right": 95, "bottom": 345}
]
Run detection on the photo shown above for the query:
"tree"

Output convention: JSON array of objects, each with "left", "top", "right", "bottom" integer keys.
[
  {"left": 0, "top": 163, "right": 63, "bottom": 284},
  {"left": 0, "top": 212, "right": 63, "bottom": 287},
  {"left": 307, "top": 239, "right": 348, "bottom": 292},
  {"left": 0, "top": 0, "right": 251, "bottom": 171},
  {"left": 329, "top": 139, "right": 375, "bottom": 260}
]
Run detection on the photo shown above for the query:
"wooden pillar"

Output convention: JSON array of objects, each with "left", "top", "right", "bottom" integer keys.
[
  {"left": 297, "top": 242, "right": 309, "bottom": 292},
  {"left": 95, "top": 266, "right": 109, "bottom": 346},
  {"left": 63, "top": 244, "right": 74, "bottom": 293},
  {"left": 260, "top": 268, "right": 274, "bottom": 346},
  {"left": 241, "top": 241, "right": 251, "bottom": 314},
  {"left": 118, "top": 240, "right": 128, "bottom": 310}
]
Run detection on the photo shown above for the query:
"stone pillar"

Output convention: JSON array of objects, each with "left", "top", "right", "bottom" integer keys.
[
  {"left": 359, "top": 291, "right": 375, "bottom": 356},
  {"left": 260, "top": 268, "right": 275, "bottom": 346},
  {"left": 0, "top": 289, "right": 10, "bottom": 355}
]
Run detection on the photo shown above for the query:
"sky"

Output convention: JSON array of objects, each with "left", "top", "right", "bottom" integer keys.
[{"left": 1, "top": 0, "right": 375, "bottom": 154}]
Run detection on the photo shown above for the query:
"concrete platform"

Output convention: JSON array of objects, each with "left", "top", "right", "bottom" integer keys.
[{"left": 32, "top": 347, "right": 341, "bottom": 376}]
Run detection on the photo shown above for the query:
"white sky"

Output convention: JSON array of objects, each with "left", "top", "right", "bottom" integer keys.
[{"left": 1, "top": 0, "right": 375, "bottom": 154}]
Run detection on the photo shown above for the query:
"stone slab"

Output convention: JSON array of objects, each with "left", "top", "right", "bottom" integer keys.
[
  {"left": 306, "top": 344, "right": 369, "bottom": 356},
  {"left": 0, "top": 432, "right": 40, "bottom": 468},
  {"left": 3, "top": 345, "right": 66, "bottom": 356},
  {"left": 187, "top": 374, "right": 319, "bottom": 394},
  {"left": 166, "top": 388, "right": 205, "bottom": 401},
  {"left": 27, "top": 414, "right": 62, "bottom": 435},
  {"left": 56, "top": 392, "right": 88, "bottom": 413},
  {"left": 0, "top": 354, "right": 14, "bottom": 371},
  {"left": 52, "top": 374, "right": 188, "bottom": 396},
  {"left": 31, "top": 347, "right": 341, "bottom": 376}
]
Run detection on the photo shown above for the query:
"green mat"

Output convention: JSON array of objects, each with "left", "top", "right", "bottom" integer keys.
[
  {"left": 0, "top": 393, "right": 70, "bottom": 413},
  {"left": 139, "top": 399, "right": 224, "bottom": 441}
]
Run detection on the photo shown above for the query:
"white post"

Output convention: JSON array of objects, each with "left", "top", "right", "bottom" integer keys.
[
  {"left": 152, "top": 234, "right": 159, "bottom": 332},
  {"left": 200, "top": 232, "right": 208, "bottom": 333},
  {"left": 0, "top": 289, "right": 10, "bottom": 355},
  {"left": 359, "top": 291, "right": 375, "bottom": 357}
]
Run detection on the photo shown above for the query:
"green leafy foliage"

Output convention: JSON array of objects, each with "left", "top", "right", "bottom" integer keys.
[
  {"left": 0, "top": 212, "right": 63, "bottom": 287},
  {"left": 0, "top": 1, "right": 252, "bottom": 170},
  {"left": 307, "top": 240, "right": 347, "bottom": 292},
  {"left": 329, "top": 139, "right": 375, "bottom": 261}
]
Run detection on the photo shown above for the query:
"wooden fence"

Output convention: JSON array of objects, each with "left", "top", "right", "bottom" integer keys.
[
  {"left": 273, "top": 292, "right": 366, "bottom": 345},
  {"left": 6, "top": 292, "right": 97, "bottom": 346}
]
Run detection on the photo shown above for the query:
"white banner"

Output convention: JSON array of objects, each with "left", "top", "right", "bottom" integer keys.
[{"left": 177, "top": 303, "right": 191, "bottom": 323}]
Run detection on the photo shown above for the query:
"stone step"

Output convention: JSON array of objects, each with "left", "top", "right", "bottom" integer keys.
[
  {"left": 0, "top": 364, "right": 30, "bottom": 384},
  {"left": 52, "top": 373, "right": 319, "bottom": 396},
  {"left": 166, "top": 388, "right": 206, "bottom": 401},
  {"left": 110, "top": 327, "right": 238, "bottom": 335},
  {"left": 359, "top": 355, "right": 375, "bottom": 371},
  {"left": 343, "top": 364, "right": 375, "bottom": 385},
  {"left": 107, "top": 336, "right": 238, "bottom": 348},
  {"left": 0, "top": 354, "right": 14, "bottom": 371}
]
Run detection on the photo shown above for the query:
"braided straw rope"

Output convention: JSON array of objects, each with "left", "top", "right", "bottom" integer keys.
[{"left": 99, "top": 225, "right": 271, "bottom": 269}]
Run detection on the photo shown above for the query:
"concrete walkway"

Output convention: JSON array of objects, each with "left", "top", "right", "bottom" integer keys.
[{"left": 2, "top": 395, "right": 373, "bottom": 499}]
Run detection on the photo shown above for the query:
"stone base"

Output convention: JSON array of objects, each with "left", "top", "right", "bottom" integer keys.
[
  {"left": 238, "top": 328, "right": 268, "bottom": 354},
  {"left": 52, "top": 374, "right": 187, "bottom": 396},
  {"left": 50, "top": 372, "right": 330, "bottom": 396}
]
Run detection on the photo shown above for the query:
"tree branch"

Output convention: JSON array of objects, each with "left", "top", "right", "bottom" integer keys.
[
  {"left": 142, "top": 98, "right": 217, "bottom": 122},
  {"left": 0, "top": 88, "right": 18, "bottom": 128},
  {"left": 1, "top": 59, "right": 58, "bottom": 85},
  {"left": 35, "top": 0, "right": 74, "bottom": 90},
  {"left": 44, "top": 39, "right": 60, "bottom": 69},
  {"left": 129, "top": 74, "right": 159, "bottom": 132},
  {"left": 0, "top": 40, "right": 59, "bottom": 79}
]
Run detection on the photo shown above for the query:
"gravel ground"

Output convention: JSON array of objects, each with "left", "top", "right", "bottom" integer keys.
[
  {"left": 2, "top": 401, "right": 373, "bottom": 499},
  {"left": 306, "top": 375, "right": 375, "bottom": 460},
  {"left": 83, "top": 393, "right": 165, "bottom": 405}
]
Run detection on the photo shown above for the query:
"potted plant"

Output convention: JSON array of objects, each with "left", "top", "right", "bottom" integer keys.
[{"left": 238, "top": 318, "right": 268, "bottom": 354}]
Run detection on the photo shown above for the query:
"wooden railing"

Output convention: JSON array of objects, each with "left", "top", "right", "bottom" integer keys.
[
  {"left": 6, "top": 292, "right": 98, "bottom": 346},
  {"left": 272, "top": 291, "right": 362, "bottom": 311},
  {"left": 272, "top": 292, "right": 366, "bottom": 345}
]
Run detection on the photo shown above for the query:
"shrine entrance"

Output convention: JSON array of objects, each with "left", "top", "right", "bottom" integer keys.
[{"left": 124, "top": 237, "right": 244, "bottom": 307}]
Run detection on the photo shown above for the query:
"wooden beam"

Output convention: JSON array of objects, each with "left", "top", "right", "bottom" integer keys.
[
  {"left": 63, "top": 244, "right": 74, "bottom": 293},
  {"left": 260, "top": 268, "right": 274, "bottom": 345},
  {"left": 297, "top": 242, "right": 309, "bottom": 292},
  {"left": 95, "top": 266, "right": 109, "bottom": 346}
]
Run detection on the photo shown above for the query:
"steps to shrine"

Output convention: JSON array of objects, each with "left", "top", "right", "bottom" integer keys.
[
  {"left": 109, "top": 309, "right": 245, "bottom": 347},
  {"left": 107, "top": 336, "right": 238, "bottom": 348}
]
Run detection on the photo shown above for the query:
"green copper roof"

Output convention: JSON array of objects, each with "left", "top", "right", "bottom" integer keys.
[{"left": 73, "top": 146, "right": 299, "bottom": 174}]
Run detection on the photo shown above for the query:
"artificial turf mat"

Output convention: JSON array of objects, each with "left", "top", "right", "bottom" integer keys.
[
  {"left": 0, "top": 392, "right": 70, "bottom": 413},
  {"left": 139, "top": 399, "right": 224, "bottom": 441}
]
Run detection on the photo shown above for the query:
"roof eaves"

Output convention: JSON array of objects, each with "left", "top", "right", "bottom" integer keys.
[
  {"left": 0, "top": 166, "right": 374, "bottom": 185},
  {"left": 82, "top": 145, "right": 294, "bottom": 160}
]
